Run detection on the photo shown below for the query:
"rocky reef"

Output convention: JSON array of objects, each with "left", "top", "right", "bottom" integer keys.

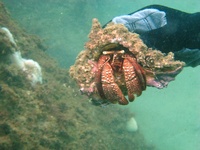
[{"left": 0, "top": 2, "right": 154, "bottom": 149}]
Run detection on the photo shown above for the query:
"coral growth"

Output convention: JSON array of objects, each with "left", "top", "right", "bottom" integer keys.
[
  {"left": 0, "top": 27, "right": 42, "bottom": 86},
  {"left": 70, "top": 18, "right": 184, "bottom": 104}
]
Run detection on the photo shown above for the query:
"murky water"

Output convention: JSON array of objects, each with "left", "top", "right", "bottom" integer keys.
[{"left": 2, "top": 0, "right": 200, "bottom": 149}]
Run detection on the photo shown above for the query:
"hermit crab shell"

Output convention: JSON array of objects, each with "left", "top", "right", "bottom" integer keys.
[{"left": 69, "top": 18, "right": 184, "bottom": 105}]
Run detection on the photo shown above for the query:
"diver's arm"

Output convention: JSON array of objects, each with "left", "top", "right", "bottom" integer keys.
[{"left": 106, "top": 5, "right": 200, "bottom": 67}]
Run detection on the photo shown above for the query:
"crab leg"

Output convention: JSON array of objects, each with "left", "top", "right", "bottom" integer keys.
[
  {"left": 125, "top": 54, "right": 146, "bottom": 91},
  {"left": 123, "top": 54, "right": 146, "bottom": 101},
  {"left": 95, "top": 55, "right": 109, "bottom": 99},
  {"left": 101, "top": 60, "right": 128, "bottom": 105}
]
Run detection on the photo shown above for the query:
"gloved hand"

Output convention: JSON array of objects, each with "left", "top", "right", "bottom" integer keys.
[
  {"left": 112, "top": 8, "right": 167, "bottom": 33},
  {"left": 106, "top": 5, "right": 200, "bottom": 67},
  {"left": 174, "top": 48, "right": 200, "bottom": 67}
]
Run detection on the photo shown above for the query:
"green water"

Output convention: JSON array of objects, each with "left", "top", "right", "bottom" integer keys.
[{"left": 2, "top": 0, "right": 200, "bottom": 149}]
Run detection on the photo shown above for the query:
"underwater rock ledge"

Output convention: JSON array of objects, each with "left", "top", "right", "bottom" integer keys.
[{"left": 0, "top": 2, "right": 154, "bottom": 149}]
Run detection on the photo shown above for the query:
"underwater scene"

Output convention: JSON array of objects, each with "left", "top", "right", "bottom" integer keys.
[{"left": 0, "top": 0, "right": 199, "bottom": 149}]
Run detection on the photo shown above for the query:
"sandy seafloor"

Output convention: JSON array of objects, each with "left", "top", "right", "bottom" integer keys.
[{"left": 1, "top": 0, "right": 200, "bottom": 150}]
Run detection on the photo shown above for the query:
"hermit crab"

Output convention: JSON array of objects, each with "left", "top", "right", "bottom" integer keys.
[{"left": 69, "top": 19, "right": 184, "bottom": 105}]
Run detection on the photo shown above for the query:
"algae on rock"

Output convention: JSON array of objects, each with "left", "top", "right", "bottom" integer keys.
[{"left": 0, "top": 2, "right": 154, "bottom": 150}]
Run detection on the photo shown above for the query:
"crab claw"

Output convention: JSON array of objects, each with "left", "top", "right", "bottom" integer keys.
[
  {"left": 101, "top": 61, "right": 129, "bottom": 105},
  {"left": 123, "top": 54, "right": 146, "bottom": 101}
]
